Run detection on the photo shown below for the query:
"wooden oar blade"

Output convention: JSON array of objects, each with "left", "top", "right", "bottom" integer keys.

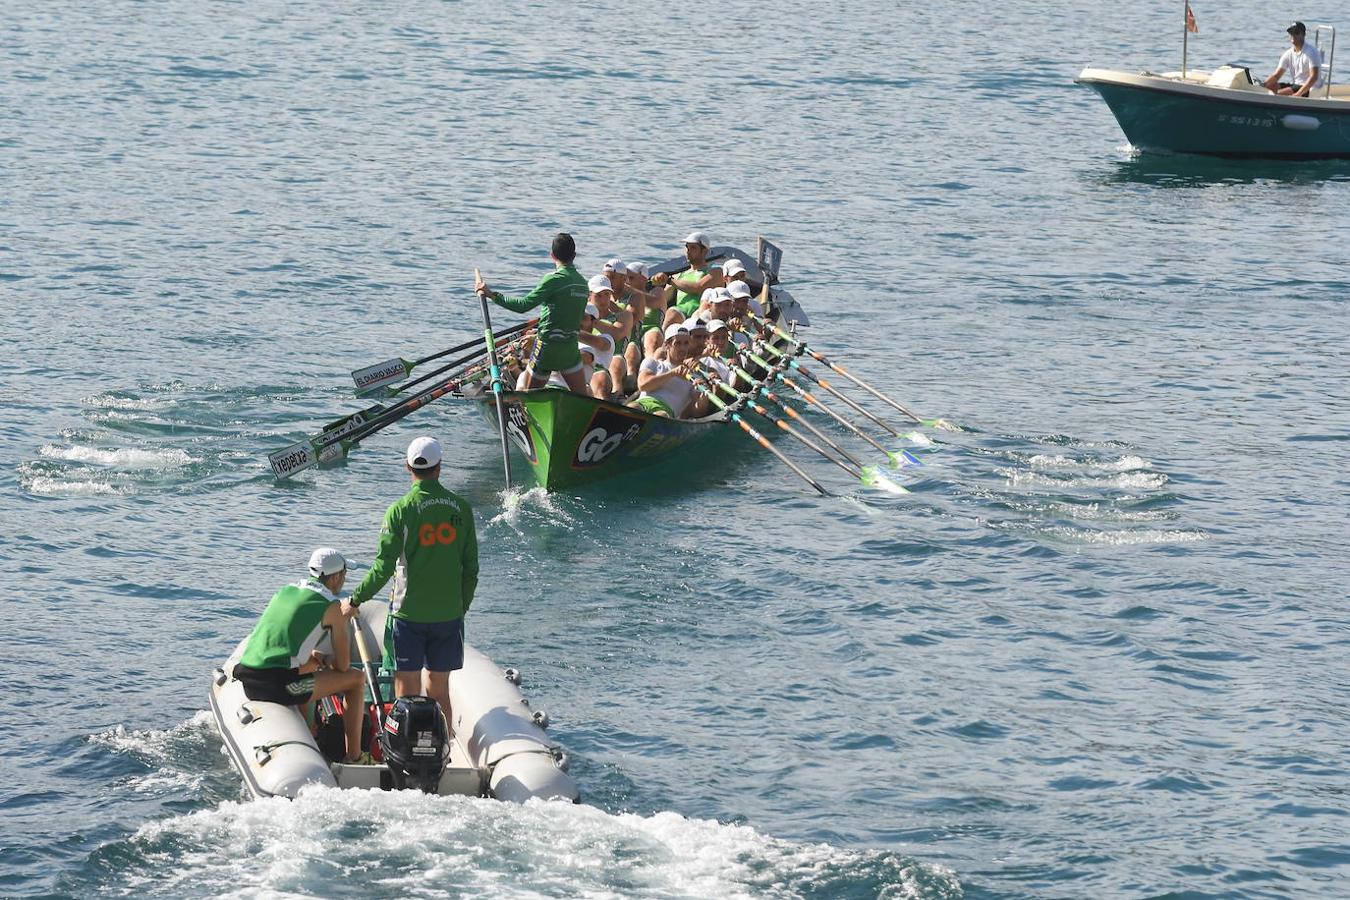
[{"left": 352, "top": 358, "right": 411, "bottom": 396}]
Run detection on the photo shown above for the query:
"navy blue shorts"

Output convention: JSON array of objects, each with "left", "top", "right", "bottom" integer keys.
[{"left": 391, "top": 617, "right": 464, "bottom": 673}]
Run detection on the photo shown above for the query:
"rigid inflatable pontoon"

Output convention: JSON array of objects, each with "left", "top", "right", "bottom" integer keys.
[{"left": 209, "top": 600, "right": 578, "bottom": 803}]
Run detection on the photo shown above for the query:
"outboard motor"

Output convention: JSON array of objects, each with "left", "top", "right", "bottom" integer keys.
[{"left": 381, "top": 696, "right": 449, "bottom": 793}]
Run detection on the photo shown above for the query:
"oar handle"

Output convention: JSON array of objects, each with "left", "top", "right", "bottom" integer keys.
[{"left": 351, "top": 610, "right": 389, "bottom": 745}]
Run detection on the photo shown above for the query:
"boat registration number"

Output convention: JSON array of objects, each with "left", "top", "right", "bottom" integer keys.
[{"left": 1217, "top": 114, "right": 1273, "bottom": 128}]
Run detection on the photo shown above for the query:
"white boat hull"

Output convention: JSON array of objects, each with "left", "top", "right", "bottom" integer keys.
[{"left": 209, "top": 601, "right": 578, "bottom": 803}]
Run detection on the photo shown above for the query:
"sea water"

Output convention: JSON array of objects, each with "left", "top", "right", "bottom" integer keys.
[{"left": 2, "top": 2, "right": 1348, "bottom": 897}]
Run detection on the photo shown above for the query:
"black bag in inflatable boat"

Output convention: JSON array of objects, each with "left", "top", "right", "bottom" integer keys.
[{"left": 381, "top": 696, "right": 449, "bottom": 792}]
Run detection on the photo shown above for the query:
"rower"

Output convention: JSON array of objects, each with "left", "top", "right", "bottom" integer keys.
[
  {"left": 699, "top": 319, "right": 734, "bottom": 387},
  {"left": 234, "top": 548, "right": 366, "bottom": 764},
  {"left": 630, "top": 323, "right": 705, "bottom": 418},
  {"left": 576, "top": 302, "right": 618, "bottom": 399},
  {"left": 587, "top": 274, "right": 632, "bottom": 397},
  {"left": 476, "top": 232, "right": 590, "bottom": 396},
  {"left": 655, "top": 231, "right": 726, "bottom": 329}
]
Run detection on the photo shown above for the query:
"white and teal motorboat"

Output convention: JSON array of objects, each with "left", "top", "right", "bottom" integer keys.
[{"left": 1078, "top": 24, "right": 1350, "bottom": 158}]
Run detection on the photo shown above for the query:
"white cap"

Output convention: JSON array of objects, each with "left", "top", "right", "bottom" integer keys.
[
  {"left": 706, "top": 318, "right": 728, "bottom": 332},
  {"left": 578, "top": 343, "right": 596, "bottom": 358},
  {"left": 627, "top": 261, "right": 647, "bottom": 277},
  {"left": 406, "top": 436, "right": 442, "bottom": 470},
  {"left": 308, "top": 547, "right": 347, "bottom": 577},
  {"left": 664, "top": 322, "right": 689, "bottom": 340},
  {"left": 685, "top": 318, "right": 708, "bottom": 333},
  {"left": 603, "top": 258, "right": 625, "bottom": 273},
  {"left": 711, "top": 287, "right": 733, "bottom": 303},
  {"left": 700, "top": 288, "right": 715, "bottom": 302},
  {"left": 722, "top": 258, "right": 746, "bottom": 276},
  {"left": 682, "top": 231, "right": 710, "bottom": 248},
  {"left": 584, "top": 302, "right": 600, "bottom": 318},
  {"left": 587, "top": 274, "right": 612, "bottom": 294},
  {"left": 727, "top": 280, "right": 752, "bottom": 299}
]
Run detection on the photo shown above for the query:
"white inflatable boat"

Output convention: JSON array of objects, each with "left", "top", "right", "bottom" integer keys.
[{"left": 209, "top": 601, "right": 578, "bottom": 803}]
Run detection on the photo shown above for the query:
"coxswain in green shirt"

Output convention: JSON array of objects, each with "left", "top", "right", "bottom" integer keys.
[
  {"left": 234, "top": 548, "right": 366, "bottom": 763},
  {"left": 348, "top": 436, "right": 479, "bottom": 731},
  {"left": 476, "top": 232, "right": 590, "bottom": 395}
]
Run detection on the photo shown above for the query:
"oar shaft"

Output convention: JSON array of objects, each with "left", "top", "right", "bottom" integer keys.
[
  {"left": 477, "top": 285, "right": 514, "bottom": 489},
  {"left": 693, "top": 379, "right": 828, "bottom": 496},
  {"left": 410, "top": 318, "right": 535, "bottom": 369},
  {"left": 351, "top": 615, "right": 388, "bottom": 747},
  {"left": 760, "top": 389, "right": 865, "bottom": 468},
  {"left": 756, "top": 342, "right": 901, "bottom": 437},
  {"left": 746, "top": 354, "right": 891, "bottom": 457},
  {"left": 751, "top": 313, "right": 927, "bottom": 424}
]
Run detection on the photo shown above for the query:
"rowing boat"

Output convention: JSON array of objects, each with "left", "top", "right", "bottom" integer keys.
[{"left": 462, "top": 244, "right": 811, "bottom": 491}]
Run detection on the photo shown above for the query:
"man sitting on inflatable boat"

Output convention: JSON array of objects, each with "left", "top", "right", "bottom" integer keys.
[{"left": 233, "top": 548, "right": 367, "bottom": 763}]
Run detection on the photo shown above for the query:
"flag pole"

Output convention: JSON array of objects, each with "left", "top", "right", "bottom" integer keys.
[{"left": 1182, "top": 1, "right": 1189, "bottom": 77}]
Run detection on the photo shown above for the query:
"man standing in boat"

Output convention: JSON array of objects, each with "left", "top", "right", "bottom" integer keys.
[
  {"left": 1264, "top": 22, "right": 1322, "bottom": 97},
  {"left": 347, "top": 436, "right": 479, "bottom": 734},
  {"left": 476, "top": 232, "right": 590, "bottom": 395},
  {"left": 234, "top": 548, "right": 366, "bottom": 763}
]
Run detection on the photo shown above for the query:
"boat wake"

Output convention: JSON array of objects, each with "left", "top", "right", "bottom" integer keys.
[{"left": 77, "top": 715, "right": 962, "bottom": 899}]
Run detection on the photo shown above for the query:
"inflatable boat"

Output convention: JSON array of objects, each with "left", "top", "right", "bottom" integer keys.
[{"left": 209, "top": 600, "right": 578, "bottom": 803}]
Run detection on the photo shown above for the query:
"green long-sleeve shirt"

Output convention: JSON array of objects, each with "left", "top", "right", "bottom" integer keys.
[
  {"left": 350, "top": 479, "right": 479, "bottom": 623},
  {"left": 493, "top": 264, "right": 588, "bottom": 343}
]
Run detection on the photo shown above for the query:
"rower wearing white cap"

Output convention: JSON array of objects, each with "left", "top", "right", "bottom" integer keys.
[
  {"left": 575, "top": 302, "right": 619, "bottom": 398},
  {"left": 234, "top": 548, "right": 366, "bottom": 763},
  {"left": 727, "top": 279, "right": 765, "bottom": 318},
  {"left": 651, "top": 231, "right": 728, "bottom": 330},
  {"left": 629, "top": 323, "right": 707, "bottom": 418},
  {"left": 587, "top": 274, "right": 632, "bottom": 398},
  {"left": 348, "top": 436, "right": 479, "bottom": 731}
]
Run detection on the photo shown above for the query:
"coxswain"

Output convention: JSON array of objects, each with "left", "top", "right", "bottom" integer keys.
[
  {"left": 476, "top": 232, "right": 590, "bottom": 395},
  {"left": 234, "top": 548, "right": 366, "bottom": 764},
  {"left": 347, "top": 437, "right": 479, "bottom": 732}
]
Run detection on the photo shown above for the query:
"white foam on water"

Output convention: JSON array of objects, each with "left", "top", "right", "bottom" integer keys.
[
  {"left": 116, "top": 789, "right": 960, "bottom": 899},
  {"left": 1002, "top": 498, "right": 1176, "bottom": 523},
  {"left": 22, "top": 474, "right": 120, "bottom": 496},
  {"left": 1002, "top": 522, "right": 1208, "bottom": 546},
  {"left": 999, "top": 468, "right": 1169, "bottom": 491},
  {"left": 40, "top": 444, "right": 196, "bottom": 469},
  {"left": 1027, "top": 453, "right": 1150, "bottom": 472},
  {"left": 490, "top": 485, "right": 575, "bottom": 532},
  {"left": 904, "top": 431, "right": 936, "bottom": 447},
  {"left": 84, "top": 391, "right": 162, "bottom": 410},
  {"left": 90, "top": 711, "right": 220, "bottom": 793}
]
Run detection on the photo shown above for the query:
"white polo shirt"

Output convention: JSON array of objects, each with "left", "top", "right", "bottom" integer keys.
[{"left": 1278, "top": 43, "right": 1323, "bottom": 88}]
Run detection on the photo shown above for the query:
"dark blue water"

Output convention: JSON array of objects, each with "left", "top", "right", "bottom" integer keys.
[{"left": 3, "top": 2, "right": 1349, "bottom": 897}]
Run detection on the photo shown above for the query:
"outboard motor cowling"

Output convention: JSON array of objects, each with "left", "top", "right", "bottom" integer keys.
[{"left": 381, "top": 696, "right": 449, "bottom": 793}]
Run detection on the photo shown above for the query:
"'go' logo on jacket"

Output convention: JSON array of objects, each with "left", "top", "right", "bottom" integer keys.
[{"left": 418, "top": 523, "right": 458, "bottom": 546}]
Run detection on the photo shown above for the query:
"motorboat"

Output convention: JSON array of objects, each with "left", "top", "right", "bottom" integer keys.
[
  {"left": 1078, "top": 24, "right": 1350, "bottom": 157},
  {"left": 209, "top": 600, "right": 579, "bottom": 802}
]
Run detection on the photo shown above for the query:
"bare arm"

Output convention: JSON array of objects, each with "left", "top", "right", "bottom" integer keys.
[{"left": 324, "top": 603, "right": 352, "bottom": 672}]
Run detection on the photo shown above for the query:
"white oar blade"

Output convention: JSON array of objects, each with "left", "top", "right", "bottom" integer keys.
[
  {"left": 351, "top": 358, "right": 410, "bottom": 396},
  {"left": 269, "top": 439, "right": 346, "bottom": 480},
  {"left": 861, "top": 465, "right": 909, "bottom": 495}
]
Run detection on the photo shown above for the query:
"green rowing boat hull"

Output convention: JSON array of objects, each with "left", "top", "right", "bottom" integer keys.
[{"left": 477, "top": 387, "right": 732, "bottom": 490}]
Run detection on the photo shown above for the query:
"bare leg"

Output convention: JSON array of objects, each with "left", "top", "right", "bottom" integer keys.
[
  {"left": 608, "top": 357, "right": 626, "bottom": 398},
  {"left": 624, "top": 343, "right": 641, "bottom": 385},
  {"left": 643, "top": 327, "right": 663, "bottom": 359},
  {"left": 561, "top": 366, "right": 590, "bottom": 395},
  {"left": 312, "top": 669, "right": 366, "bottom": 762},
  {"left": 423, "top": 669, "right": 452, "bottom": 737},
  {"left": 394, "top": 671, "right": 421, "bottom": 697},
  {"left": 590, "top": 370, "right": 611, "bottom": 399},
  {"left": 662, "top": 307, "right": 685, "bottom": 330}
]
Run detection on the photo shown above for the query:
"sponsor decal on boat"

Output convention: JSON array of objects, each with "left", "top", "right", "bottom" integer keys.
[
  {"left": 505, "top": 401, "right": 537, "bottom": 464},
  {"left": 572, "top": 407, "right": 645, "bottom": 468}
]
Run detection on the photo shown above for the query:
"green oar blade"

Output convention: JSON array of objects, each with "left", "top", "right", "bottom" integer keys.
[{"left": 351, "top": 358, "right": 412, "bottom": 396}]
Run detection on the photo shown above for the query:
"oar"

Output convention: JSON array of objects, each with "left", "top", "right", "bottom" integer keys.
[
  {"left": 753, "top": 385, "right": 864, "bottom": 469},
  {"left": 688, "top": 375, "right": 829, "bottom": 496},
  {"left": 699, "top": 369, "right": 908, "bottom": 495},
  {"left": 741, "top": 353, "right": 891, "bottom": 457},
  {"left": 750, "top": 313, "right": 957, "bottom": 430},
  {"left": 755, "top": 341, "right": 903, "bottom": 438},
  {"left": 268, "top": 369, "right": 475, "bottom": 480},
  {"left": 350, "top": 318, "right": 536, "bottom": 397},
  {"left": 351, "top": 610, "right": 389, "bottom": 757},
  {"left": 383, "top": 346, "right": 490, "bottom": 399},
  {"left": 475, "top": 267, "right": 514, "bottom": 489}
]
